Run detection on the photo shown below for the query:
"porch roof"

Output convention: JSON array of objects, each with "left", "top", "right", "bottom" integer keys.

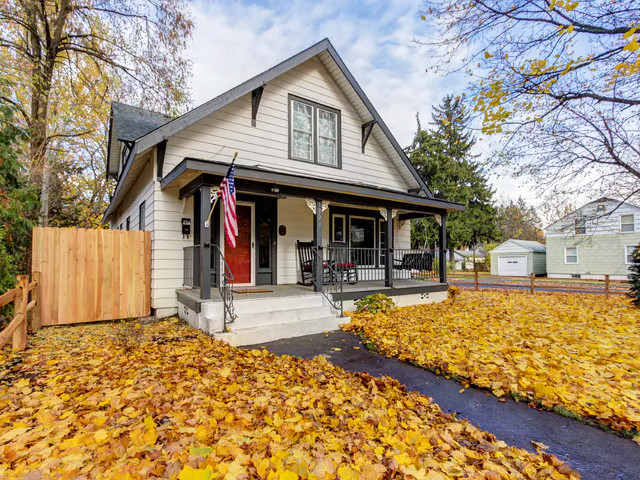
[{"left": 162, "top": 158, "right": 465, "bottom": 214}]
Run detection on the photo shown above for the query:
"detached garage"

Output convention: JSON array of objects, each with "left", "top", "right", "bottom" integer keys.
[{"left": 490, "top": 240, "right": 546, "bottom": 277}]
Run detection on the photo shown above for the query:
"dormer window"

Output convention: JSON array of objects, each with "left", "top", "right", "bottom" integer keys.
[{"left": 289, "top": 95, "right": 341, "bottom": 167}]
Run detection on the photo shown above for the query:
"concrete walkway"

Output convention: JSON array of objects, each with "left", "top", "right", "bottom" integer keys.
[{"left": 246, "top": 330, "right": 640, "bottom": 480}]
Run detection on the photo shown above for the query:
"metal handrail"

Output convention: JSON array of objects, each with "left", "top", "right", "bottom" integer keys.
[
  {"left": 211, "top": 245, "right": 236, "bottom": 330},
  {"left": 311, "top": 246, "right": 344, "bottom": 317}
]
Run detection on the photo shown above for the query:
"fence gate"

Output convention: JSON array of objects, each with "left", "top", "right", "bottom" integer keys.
[{"left": 31, "top": 227, "right": 151, "bottom": 326}]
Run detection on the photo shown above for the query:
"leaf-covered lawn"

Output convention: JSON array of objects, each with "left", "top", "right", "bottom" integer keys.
[
  {"left": 0, "top": 319, "right": 578, "bottom": 479},
  {"left": 344, "top": 291, "right": 640, "bottom": 437}
]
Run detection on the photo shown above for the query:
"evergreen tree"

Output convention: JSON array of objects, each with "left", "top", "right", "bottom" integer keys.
[
  {"left": 0, "top": 93, "right": 39, "bottom": 294},
  {"left": 628, "top": 244, "right": 640, "bottom": 307},
  {"left": 407, "top": 95, "right": 499, "bottom": 257}
]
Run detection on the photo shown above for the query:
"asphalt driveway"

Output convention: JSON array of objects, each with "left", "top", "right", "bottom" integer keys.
[{"left": 246, "top": 330, "right": 640, "bottom": 480}]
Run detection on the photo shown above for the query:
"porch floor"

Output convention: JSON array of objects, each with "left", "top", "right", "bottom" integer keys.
[{"left": 177, "top": 279, "right": 447, "bottom": 306}]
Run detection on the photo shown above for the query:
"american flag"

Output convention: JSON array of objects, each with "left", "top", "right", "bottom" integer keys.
[{"left": 218, "top": 160, "right": 237, "bottom": 248}]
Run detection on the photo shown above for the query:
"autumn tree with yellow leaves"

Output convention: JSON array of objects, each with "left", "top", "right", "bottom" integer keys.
[
  {"left": 0, "top": 0, "right": 193, "bottom": 226},
  {"left": 419, "top": 0, "right": 640, "bottom": 203}
]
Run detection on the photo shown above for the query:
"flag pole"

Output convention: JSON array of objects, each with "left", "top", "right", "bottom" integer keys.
[{"left": 205, "top": 151, "right": 238, "bottom": 228}]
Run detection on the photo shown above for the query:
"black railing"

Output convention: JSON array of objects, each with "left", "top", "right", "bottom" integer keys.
[
  {"left": 323, "top": 247, "right": 440, "bottom": 283},
  {"left": 392, "top": 248, "right": 439, "bottom": 281},
  {"left": 183, "top": 245, "right": 200, "bottom": 287},
  {"left": 212, "top": 245, "right": 236, "bottom": 330},
  {"left": 311, "top": 246, "right": 344, "bottom": 317}
]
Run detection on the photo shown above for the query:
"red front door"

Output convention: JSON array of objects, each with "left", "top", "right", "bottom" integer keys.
[{"left": 225, "top": 204, "right": 252, "bottom": 284}]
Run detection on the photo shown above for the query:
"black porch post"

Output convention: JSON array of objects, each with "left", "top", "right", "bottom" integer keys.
[
  {"left": 313, "top": 199, "right": 323, "bottom": 292},
  {"left": 385, "top": 207, "right": 393, "bottom": 287},
  {"left": 439, "top": 214, "right": 447, "bottom": 284},
  {"left": 199, "top": 185, "right": 212, "bottom": 299}
]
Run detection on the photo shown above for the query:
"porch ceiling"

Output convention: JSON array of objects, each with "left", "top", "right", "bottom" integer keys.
[{"left": 162, "top": 158, "right": 464, "bottom": 215}]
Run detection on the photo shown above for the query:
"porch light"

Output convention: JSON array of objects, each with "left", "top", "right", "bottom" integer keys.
[{"left": 271, "top": 186, "right": 280, "bottom": 193}]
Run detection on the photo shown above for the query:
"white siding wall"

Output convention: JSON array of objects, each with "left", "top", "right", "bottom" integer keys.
[
  {"left": 277, "top": 197, "right": 330, "bottom": 285},
  {"left": 152, "top": 187, "right": 193, "bottom": 317},
  {"left": 162, "top": 57, "right": 410, "bottom": 192},
  {"left": 112, "top": 158, "right": 154, "bottom": 232},
  {"left": 395, "top": 219, "right": 411, "bottom": 249}
]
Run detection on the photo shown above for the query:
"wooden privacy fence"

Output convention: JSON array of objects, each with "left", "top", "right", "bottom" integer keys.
[
  {"left": 31, "top": 227, "right": 151, "bottom": 326},
  {"left": 0, "top": 274, "right": 40, "bottom": 352}
]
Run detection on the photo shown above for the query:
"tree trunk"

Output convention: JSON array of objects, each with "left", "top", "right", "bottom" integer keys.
[{"left": 449, "top": 248, "right": 455, "bottom": 271}]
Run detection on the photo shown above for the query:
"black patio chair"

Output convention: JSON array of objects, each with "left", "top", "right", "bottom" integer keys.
[{"left": 296, "top": 240, "right": 332, "bottom": 285}]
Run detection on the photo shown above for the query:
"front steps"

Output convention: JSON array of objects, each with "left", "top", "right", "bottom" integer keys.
[{"left": 212, "top": 292, "right": 346, "bottom": 346}]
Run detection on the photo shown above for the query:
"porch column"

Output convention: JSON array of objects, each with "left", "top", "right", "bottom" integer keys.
[
  {"left": 199, "top": 185, "right": 212, "bottom": 299},
  {"left": 313, "top": 198, "right": 323, "bottom": 292},
  {"left": 385, "top": 207, "right": 393, "bottom": 288},
  {"left": 439, "top": 214, "right": 447, "bottom": 284}
]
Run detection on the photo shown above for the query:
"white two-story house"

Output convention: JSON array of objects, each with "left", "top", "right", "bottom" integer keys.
[
  {"left": 102, "top": 39, "right": 464, "bottom": 345},
  {"left": 545, "top": 197, "right": 640, "bottom": 280}
]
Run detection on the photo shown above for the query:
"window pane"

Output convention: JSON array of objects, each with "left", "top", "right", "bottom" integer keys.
[
  {"left": 318, "top": 137, "right": 336, "bottom": 165},
  {"left": 293, "top": 101, "right": 312, "bottom": 133},
  {"left": 567, "top": 256, "right": 577, "bottom": 263},
  {"left": 622, "top": 215, "right": 634, "bottom": 232},
  {"left": 318, "top": 109, "right": 336, "bottom": 139},
  {"left": 333, "top": 216, "right": 344, "bottom": 242},
  {"left": 292, "top": 131, "right": 312, "bottom": 160},
  {"left": 627, "top": 246, "right": 635, "bottom": 263}
]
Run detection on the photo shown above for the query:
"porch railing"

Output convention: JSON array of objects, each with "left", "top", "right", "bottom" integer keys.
[
  {"left": 323, "top": 247, "right": 440, "bottom": 283},
  {"left": 183, "top": 245, "right": 200, "bottom": 287},
  {"left": 212, "top": 245, "right": 236, "bottom": 330},
  {"left": 312, "top": 246, "right": 344, "bottom": 317}
]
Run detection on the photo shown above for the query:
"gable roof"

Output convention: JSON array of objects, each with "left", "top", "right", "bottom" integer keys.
[
  {"left": 491, "top": 239, "right": 546, "bottom": 253},
  {"left": 544, "top": 197, "right": 640, "bottom": 231},
  {"left": 131, "top": 38, "right": 431, "bottom": 196},
  {"left": 111, "top": 102, "right": 172, "bottom": 142}
]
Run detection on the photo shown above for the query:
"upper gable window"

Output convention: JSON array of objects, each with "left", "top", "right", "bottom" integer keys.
[
  {"left": 621, "top": 214, "right": 635, "bottom": 233},
  {"left": 289, "top": 95, "right": 341, "bottom": 167},
  {"left": 574, "top": 217, "right": 586, "bottom": 235}
]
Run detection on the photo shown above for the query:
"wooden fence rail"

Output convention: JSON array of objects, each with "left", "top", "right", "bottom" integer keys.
[{"left": 0, "top": 272, "right": 40, "bottom": 352}]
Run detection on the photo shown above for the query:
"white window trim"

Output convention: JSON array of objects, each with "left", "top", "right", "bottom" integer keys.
[
  {"left": 564, "top": 246, "right": 578, "bottom": 264},
  {"left": 625, "top": 244, "right": 636, "bottom": 264},
  {"left": 332, "top": 214, "right": 346, "bottom": 243},
  {"left": 620, "top": 214, "right": 635, "bottom": 233}
]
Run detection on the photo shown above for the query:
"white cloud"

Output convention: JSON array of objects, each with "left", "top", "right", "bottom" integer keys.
[{"left": 186, "top": 0, "right": 533, "bottom": 204}]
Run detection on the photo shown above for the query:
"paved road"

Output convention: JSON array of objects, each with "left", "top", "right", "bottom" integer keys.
[
  {"left": 247, "top": 330, "right": 640, "bottom": 480},
  {"left": 450, "top": 280, "right": 626, "bottom": 296}
]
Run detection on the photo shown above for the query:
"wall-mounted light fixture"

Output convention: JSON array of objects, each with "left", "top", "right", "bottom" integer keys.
[{"left": 271, "top": 185, "right": 280, "bottom": 193}]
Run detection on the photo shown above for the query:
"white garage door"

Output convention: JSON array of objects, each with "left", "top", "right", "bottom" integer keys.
[{"left": 497, "top": 256, "right": 527, "bottom": 277}]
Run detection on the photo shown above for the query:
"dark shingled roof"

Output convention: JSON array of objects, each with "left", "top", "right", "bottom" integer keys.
[{"left": 111, "top": 102, "right": 172, "bottom": 142}]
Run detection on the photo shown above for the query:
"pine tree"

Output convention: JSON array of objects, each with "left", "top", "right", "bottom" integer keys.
[
  {"left": 407, "top": 95, "right": 499, "bottom": 257},
  {"left": 0, "top": 92, "right": 39, "bottom": 294},
  {"left": 628, "top": 244, "right": 640, "bottom": 307}
]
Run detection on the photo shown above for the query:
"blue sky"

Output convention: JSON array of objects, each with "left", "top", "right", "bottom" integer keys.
[{"left": 187, "top": 0, "right": 534, "bottom": 204}]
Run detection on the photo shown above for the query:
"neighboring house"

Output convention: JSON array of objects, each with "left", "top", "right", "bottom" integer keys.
[
  {"left": 545, "top": 197, "right": 640, "bottom": 280},
  {"left": 454, "top": 248, "right": 487, "bottom": 271},
  {"left": 489, "top": 240, "right": 547, "bottom": 277},
  {"left": 102, "top": 38, "right": 464, "bottom": 345}
]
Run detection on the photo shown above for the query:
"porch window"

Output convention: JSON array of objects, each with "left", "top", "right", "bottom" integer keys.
[
  {"left": 332, "top": 214, "right": 345, "bottom": 243},
  {"left": 289, "top": 95, "right": 341, "bottom": 167},
  {"left": 565, "top": 246, "right": 578, "bottom": 264},
  {"left": 621, "top": 214, "right": 635, "bottom": 233},
  {"left": 350, "top": 216, "right": 376, "bottom": 265}
]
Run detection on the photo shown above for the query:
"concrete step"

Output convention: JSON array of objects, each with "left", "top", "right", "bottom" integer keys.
[
  {"left": 214, "top": 316, "right": 348, "bottom": 346},
  {"left": 232, "top": 304, "right": 334, "bottom": 329},
  {"left": 232, "top": 293, "right": 325, "bottom": 315}
]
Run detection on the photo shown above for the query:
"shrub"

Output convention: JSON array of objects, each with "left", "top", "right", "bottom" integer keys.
[{"left": 354, "top": 294, "right": 396, "bottom": 314}]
